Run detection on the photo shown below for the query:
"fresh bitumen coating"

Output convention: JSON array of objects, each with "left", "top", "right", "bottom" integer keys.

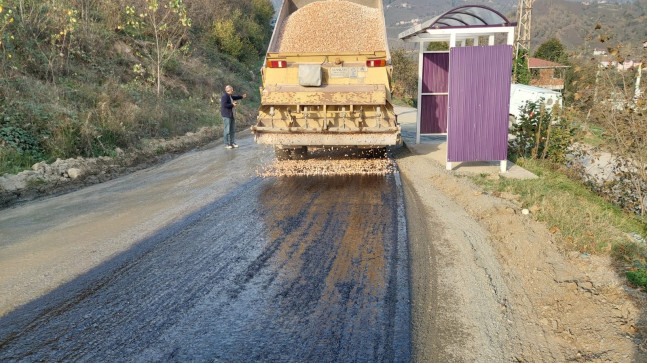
[{"left": 0, "top": 174, "right": 410, "bottom": 362}]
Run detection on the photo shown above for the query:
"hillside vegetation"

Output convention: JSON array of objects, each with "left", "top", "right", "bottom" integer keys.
[
  {"left": 0, "top": 0, "right": 274, "bottom": 175},
  {"left": 384, "top": 0, "right": 647, "bottom": 52},
  {"left": 532, "top": 0, "right": 647, "bottom": 51}
]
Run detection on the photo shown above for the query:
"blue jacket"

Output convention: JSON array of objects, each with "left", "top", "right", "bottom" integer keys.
[{"left": 221, "top": 92, "right": 243, "bottom": 118}]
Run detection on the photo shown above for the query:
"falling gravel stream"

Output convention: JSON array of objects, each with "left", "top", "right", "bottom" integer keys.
[{"left": 0, "top": 136, "right": 410, "bottom": 361}]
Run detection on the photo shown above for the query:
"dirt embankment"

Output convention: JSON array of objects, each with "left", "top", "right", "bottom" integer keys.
[
  {"left": 396, "top": 146, "right": 647, "bottom": 362},
  {"left": 0, "top": 126, "right": 226, "bottom": 209}
]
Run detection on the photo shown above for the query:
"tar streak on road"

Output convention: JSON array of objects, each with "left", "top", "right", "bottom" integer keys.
[{"left": 0, "top": 174, "right": 410, "bottom": 362}]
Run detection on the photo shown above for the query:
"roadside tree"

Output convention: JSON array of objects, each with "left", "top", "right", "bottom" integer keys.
[
  {"left": 391, "top": 49, "right": 418, "bottom": 106},
  {"left": 0, "top": 0, "right": 80, "bottom": 82},
  {"left": 574, "top": 30, "right": 647, "bottom": 216},
  {"left": 534, "top": 37, "right": 576, "bottom": 105},
  {"left": 122, "top": 0, "right": 191, "bottom": 96},
  {"left": 0, "top": 1, "right": 15, "bottom": 64},
  {"left": 534, "top": 37, "right": 567, "bottom": 63},
  {"left": 513, "top": 49, "right": 530, "bottom": 85},
  {"left": 211, "top": 0, "right": 273, "bottom": 64}
]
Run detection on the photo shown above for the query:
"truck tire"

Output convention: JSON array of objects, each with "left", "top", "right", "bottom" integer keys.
[
  {"left": 362, "top": 147, "right": 387, "bottom": 158},
  {"left": 275, "top": 147, "right": 292, "bottom": 161},
  {"left": 274, "top": 146, "right": 307, "bottom": 160},
  {"left": 293, "top": 146, "right": 308, "bottom": 160}
]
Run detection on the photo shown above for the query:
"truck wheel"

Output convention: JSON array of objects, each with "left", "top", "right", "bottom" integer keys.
[
  {"left": 274, "top": 147, "right": 291, "bottom": 161},
  {"left": 293, "top": 146, "right": 308, "bottom": 160},
  {"left": 362, "top": 147, "right": 387, "bottom": 158}
]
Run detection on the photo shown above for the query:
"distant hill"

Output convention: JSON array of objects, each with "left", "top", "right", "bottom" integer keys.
[
  {"left": 269, "top": 0, "right": 647, "bottom": 53},
  {"left": 381, "top": 0, "right": 647, "bottom": 52},
  {"left": 531, "top": 0, "right": 647, "bottom": 52}
]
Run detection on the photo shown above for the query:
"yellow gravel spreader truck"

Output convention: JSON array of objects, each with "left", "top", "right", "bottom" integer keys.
[{"left": 251, "top": 0, "right": 400, "bottom": 159}]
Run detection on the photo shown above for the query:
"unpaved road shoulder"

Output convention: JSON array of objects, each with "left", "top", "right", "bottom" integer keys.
[{"left": 395, "top": 146, "right": 647, "bottom": 362}]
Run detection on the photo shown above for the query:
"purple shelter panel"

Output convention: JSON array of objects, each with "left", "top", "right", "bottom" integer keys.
[
  {"left": 447, "top": 45, "right": 512, "bottom": 162},
  {"left": 422, "top": 53, "right": 449, "bottom": 93},
  {"left": 420, "top": 95, "right": 448, "bottom": 134},
  {"left": 420, "top": 52, "right": 449, "bottom": 133}
]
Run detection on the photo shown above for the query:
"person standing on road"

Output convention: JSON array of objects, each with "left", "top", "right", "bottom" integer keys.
[{"left": 221, "top": 85, "right": 246, "bottom": 149}]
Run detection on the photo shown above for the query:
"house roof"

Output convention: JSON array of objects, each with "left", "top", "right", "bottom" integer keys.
[
  {"left": 528, "top": 57, "right": 569, "bottom": 69},
  {"left": 398, "top": 5, "right": 515, "bottom": 41}
]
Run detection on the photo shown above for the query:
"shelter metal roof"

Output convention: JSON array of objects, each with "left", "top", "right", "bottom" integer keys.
[{"left": 399, "top": 5, "right": 515, "bottom": 42}]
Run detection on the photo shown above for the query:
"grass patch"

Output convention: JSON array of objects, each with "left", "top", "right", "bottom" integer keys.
[
  {"left": 0, "top": 148, "right": 40, "bottom": 175},
  {"left": 578, "top": 123, "right": 606, "bottom": 147},
  {"left": 627, "top": 267, "right": 647, "bottom": 290},
  {"left": 391, "top": 97, "right": 416, "bottom": 108},
  {"left": 472, "top": 157, "right": 647, "bottom": 265}
]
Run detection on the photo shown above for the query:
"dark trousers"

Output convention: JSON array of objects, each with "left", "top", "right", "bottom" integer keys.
[{"left": 223, "top": 116, "right": 235, "bottom": 145}]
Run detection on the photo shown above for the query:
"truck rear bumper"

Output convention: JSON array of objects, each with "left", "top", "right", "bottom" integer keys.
[
  {"left": 251, "top": 126, "right": 401, "bottom": 147},
  {"left": 260, "top": 84, "right": 387, "bottom": 106}
]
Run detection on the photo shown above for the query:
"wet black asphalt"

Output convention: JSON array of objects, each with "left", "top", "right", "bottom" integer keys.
[{"left": 0, "top": 174, "right": 410, "bottom": 362}]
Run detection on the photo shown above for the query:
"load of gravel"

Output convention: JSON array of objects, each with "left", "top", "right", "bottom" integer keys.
[{"left": 276, "top": 0, "right": 386, "bottom": 53}]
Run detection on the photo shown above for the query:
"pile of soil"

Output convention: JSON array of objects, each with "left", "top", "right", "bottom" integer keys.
[{"left": 395, "top": 146, "right": 647, "bottom": 362}]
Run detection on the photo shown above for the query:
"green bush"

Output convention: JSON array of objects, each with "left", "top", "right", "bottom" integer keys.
[
  {"left": 391, "top": 49, "right": 418, "bottom": 106},
  {"left": 509, "top": 99, "right": 575, "bottom": 163},
  {"left": 513, "top": 49, "right": 530, "bottom": 85},
  {"left": 0, "top": 123, "right": 43, "bottom": 157},
  {"left": 0, "top": 99, "right": 47, "bottom": 166},
  {"left": 212, "top": 0, "right": 272, "bottom": 64},
  {"left": 0, "top": 147, "right": 40, "bottom": 175},
  {"left": 627, "top": 267, "right": 647, "bottom": 290}
]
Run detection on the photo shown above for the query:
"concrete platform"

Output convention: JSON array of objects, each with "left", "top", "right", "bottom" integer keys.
[{"left": 394, "top": 106, "right": 537, "bottom": 180}]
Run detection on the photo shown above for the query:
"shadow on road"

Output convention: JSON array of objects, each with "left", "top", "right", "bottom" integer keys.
[{"left": 0, "top": 174, "right": 410, "bottom": 362}]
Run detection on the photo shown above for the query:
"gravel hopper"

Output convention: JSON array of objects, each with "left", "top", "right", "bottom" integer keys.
[{"left": 252, "top": 0, "right": 401, "bottom": 159}]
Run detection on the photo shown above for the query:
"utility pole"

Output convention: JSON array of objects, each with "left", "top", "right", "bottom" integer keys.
[
  {"left": 635, "top": 62, "right": 643, "bottom": 104},
  {"left": 515, "top": 0, "right": 535, "bottom": 56},
  {"left": 513, "top": 0, "right": 535, "bottom": 82}
]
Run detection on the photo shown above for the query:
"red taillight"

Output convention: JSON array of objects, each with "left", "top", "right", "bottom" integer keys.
[
  {"left": 366, "top": 59, "right": 386, "bottom": 67},
  {"left": 267, "top": 60, "right": 287, "bottom": 68}
]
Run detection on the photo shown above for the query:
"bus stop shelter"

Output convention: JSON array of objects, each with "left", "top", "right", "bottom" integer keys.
[{"left": 398, "top": 6, "right": 516, "bottom": 172}]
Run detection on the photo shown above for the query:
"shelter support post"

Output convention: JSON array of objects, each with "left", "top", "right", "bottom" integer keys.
[
  {"left": 416, "top": 42, "right": 424, "bottom": 144},
  {"left": 500, "top": 160, "right": 507, "bottom": 173},
  {"left": 446, "top": 161, "right": 452, "bottom": 171}
]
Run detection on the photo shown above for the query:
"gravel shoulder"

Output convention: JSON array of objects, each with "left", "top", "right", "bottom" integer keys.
[{"left": 395, "top": 145, "right": 647, "bottom": 362}]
